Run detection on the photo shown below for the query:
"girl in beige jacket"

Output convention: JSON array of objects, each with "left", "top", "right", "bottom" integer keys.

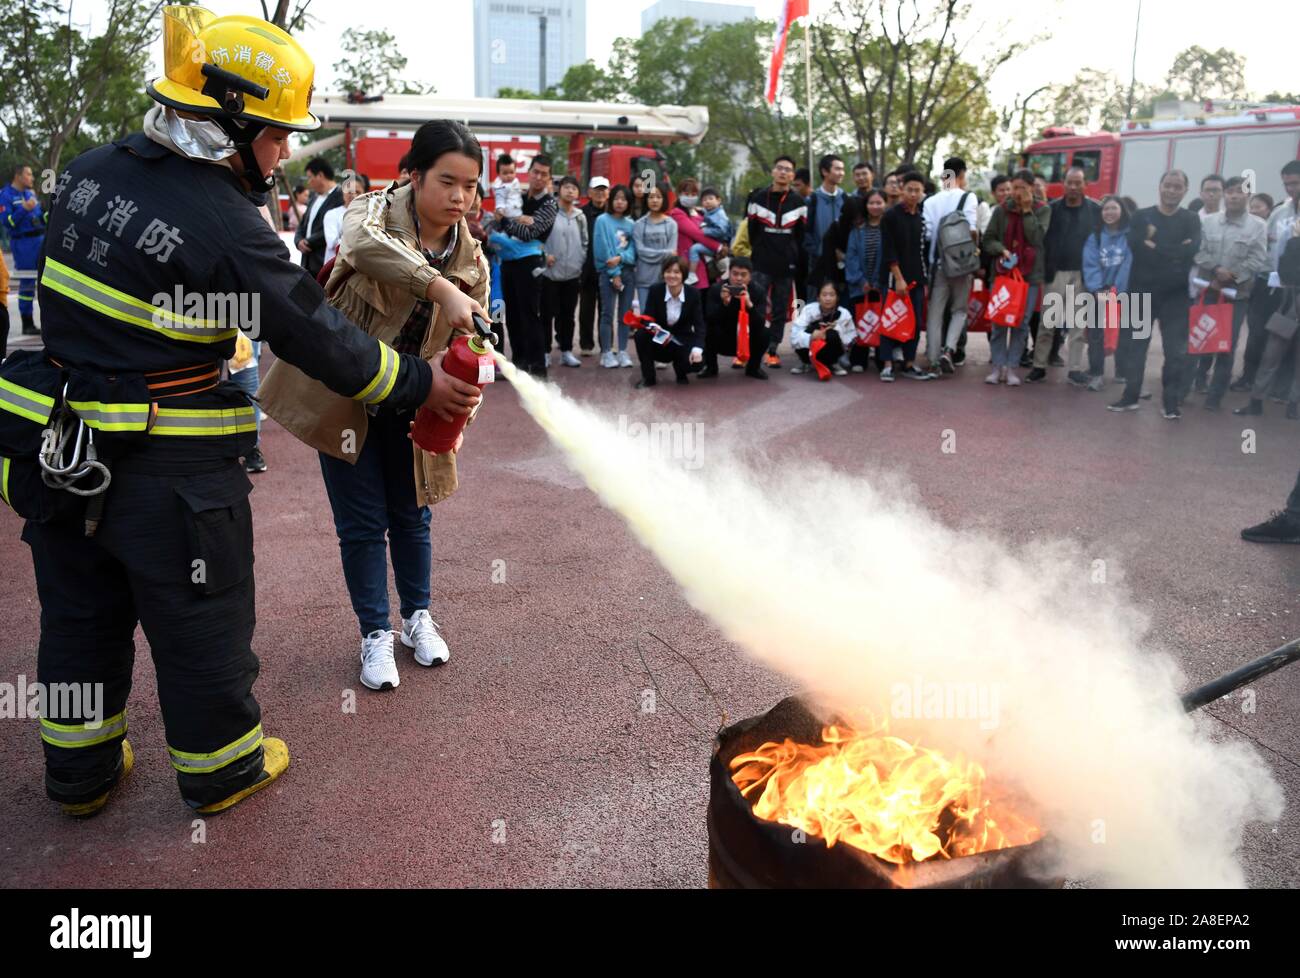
[{"left": 260, "top": 121, "right": 490, "bottom": 691}]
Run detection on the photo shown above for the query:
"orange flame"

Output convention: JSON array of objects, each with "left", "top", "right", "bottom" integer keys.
[{"left": 730, "top": 719, "right": 1040, "bottom": 865}]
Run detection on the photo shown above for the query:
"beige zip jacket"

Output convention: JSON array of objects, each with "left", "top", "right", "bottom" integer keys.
[{"left": 259, "top": 180, "right": 490, "bottom": 506}]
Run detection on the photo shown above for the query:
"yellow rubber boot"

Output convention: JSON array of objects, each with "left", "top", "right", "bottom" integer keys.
[
  {"left": 62, "top": 739, "right": 134, "bottom": 818},
  {"left": 195, "top": 737, "right": 290, "bottom": 815}
]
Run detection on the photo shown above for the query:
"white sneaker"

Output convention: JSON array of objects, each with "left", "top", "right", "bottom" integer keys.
[
  {"left": 1006, "top": 370, "right": 1021, "bottom": 387},
  {"left": 850, "top": 365, "right": 865, "bottom": 374},
  {"left": 686, "top": 272, "right": 699, "bottom": 286},
  {"left": 400, "top": 610, "right": 450, "bottom": 666},
  {"left": 360, "top": 629, "right": 399, "bottom": 690},
  {"left": 618, "top": 350, "right": 634, "bottom": 368},
  {"left": 655, "top": 360, "right": 668, "bottom": 369},
  {"left": 561, "top": 350, "right": 581, "bottom": 368},
  {"left": 600, "top": 350, "right": 618, "bottom": 369},
  {"left": 880, "top": 364, "right": 894, "bottom": 382},
  {"left": 985, "top": 370, "right": 1000, "bottom": 385}
]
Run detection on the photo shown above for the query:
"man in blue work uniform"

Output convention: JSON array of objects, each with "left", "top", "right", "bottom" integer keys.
[
  {"left": 1, "top": 163, "right": 47, "bottom": 335},
  {"left": 0, "top": 5, "right": 487, "bottom": 817}
]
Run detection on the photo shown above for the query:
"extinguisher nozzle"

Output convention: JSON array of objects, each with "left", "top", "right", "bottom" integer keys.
[{"left": 471, "top": 312, "right": 495, "bottom": 344}]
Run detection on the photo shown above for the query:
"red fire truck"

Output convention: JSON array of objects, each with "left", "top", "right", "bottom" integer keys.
[
  {"left": 1020, "top": 105, "right": 1300, "bottom": 205},
  {"left": 299, "top": 94, "right": 709, "bottom": 209}
]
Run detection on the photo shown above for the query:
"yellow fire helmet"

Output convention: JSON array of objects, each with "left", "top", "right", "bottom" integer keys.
[{"left": 147, "top": 5, "right": 319, "bottom": 133}]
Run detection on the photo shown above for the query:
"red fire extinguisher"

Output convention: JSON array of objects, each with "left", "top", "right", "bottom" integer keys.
[{"left": 409, "top": 314, "right": 496, "bottom": 454}]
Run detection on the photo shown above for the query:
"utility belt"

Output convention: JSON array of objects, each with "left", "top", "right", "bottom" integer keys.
[
  {"left": 9, "top": 228, "right": 45, "bottom": 241},
  {"left": 0, "top": 350, "right": 256, "bottom": 533}
]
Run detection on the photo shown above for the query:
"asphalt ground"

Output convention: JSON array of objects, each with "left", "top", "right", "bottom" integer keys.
[{"left": 1, "top": 325, "right": 1297, "bottom": 888}]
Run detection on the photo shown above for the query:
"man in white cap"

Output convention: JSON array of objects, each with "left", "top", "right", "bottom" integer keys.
[{"left": 578, "top": 177, "right": 611, "bottom": 355}]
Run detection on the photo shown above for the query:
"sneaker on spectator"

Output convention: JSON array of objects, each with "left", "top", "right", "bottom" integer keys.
[
  {"left": 832, "top": 364, "right": 848, "bottom": 377},
  {"left": 939, "top": 350, "right": 955, "bottom": 374},
  {"left": 1107, "top": 398, "right": 1140, "bottom": 412},
  {"left": 1086, "top": 376, "right": 1106, "bottom": 392},
  {"left": 1006, "top": 370, "right": 1022, "bottom": 387},
  {"left": 618, "top": 350, "right": 634, "bottom": 368},
  {"left": 580, "top": 347, "right": 595, "bottom": 357},
  {"left": 686, "top": 272, "right": 699, "bottom": 286},
  {"left": 1228, "top": 376, "right": 1251, "bottom": 392},
  {"left": 1049, "top": 354, "right": 1065, "bottom": 367},
  {"left": 600, "top": 350, "right": 618, "bottom": 369},
  {"left": 901, "top": 365, "right": 931, "bottom": 381},
  {"left": 360, "top": 630, "right": 399, "bottom": 691},
  {"left": 984, "top": 370, "right": 1000, "bottom": 385},
  {"left": 880, "top": 364, "right": 895, "bottom": 382},
  {"left": 561, "top": 351, "right": 581, "bottom": 367},
  {"left": 1241, "top": 511, "right": 1300, "bottom": 544},
  {"left": 1067, "top": 371, "right": 1089, "bottom": 387},
  {"left": 952, "top": 349, "right": 966, "bottom": 366},
  {"left": 400, "top": 610, "right": 450, "bottom": 666},
  {"left": 790, "top": 363, "right": 810, "bottom": 375},
  {"left": 765, "top": 352, "right": 782, "bottom": 368},
  {"left": 1026, "top": 367, "right": 1047, "bottom": 383},
  {"left": 731, "top": 357, "right": 746, "bottom": 369},
  {"left": 243, "top": 447, "right": 267, "bottom": 474},
  {"left": 850, "top": 364, "right": 865, "bottom": 373},
  {"left": 1162, "top": 406, "right": 1182, "bottom": 420}
]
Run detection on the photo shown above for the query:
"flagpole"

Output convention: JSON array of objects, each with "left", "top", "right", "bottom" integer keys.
[{"left": 804, "top": 20, "right": 813, "bottom": 179}]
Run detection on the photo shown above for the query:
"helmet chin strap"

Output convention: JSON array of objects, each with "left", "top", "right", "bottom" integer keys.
[
  {"left": 201, "top": 68, "right": 275, "bottom": 194},
  {"left": 212, "top": 114, "right": 274, "bottom": 193}
]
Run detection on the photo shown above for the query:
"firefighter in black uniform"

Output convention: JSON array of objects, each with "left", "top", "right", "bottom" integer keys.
[{"left": 0, "top": 6, "right": 485, "bottom": 816}]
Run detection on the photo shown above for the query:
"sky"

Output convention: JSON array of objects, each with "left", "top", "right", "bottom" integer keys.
[{"left": 120, "top": 0, "right": 1293, "bottom": 115}]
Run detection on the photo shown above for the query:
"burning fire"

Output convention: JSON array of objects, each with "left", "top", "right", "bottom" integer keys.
[{"left": 730, "top": 720, "right": 1040, "bottom": 865}]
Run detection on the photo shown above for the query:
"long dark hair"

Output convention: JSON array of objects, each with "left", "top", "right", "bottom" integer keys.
[{"left": 408, "top": 120, "right": 482, "bottom": 177}]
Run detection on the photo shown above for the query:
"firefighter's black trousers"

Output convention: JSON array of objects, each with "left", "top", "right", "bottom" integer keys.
[{"left": 23, "top": 457, "right": 265, "bottom": 809}]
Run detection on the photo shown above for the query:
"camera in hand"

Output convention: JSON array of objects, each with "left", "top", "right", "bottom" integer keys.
[{"left": 724, "top": 283, "right": 746, "bottom": 296}]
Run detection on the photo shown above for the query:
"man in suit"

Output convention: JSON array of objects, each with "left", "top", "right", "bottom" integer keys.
[
  {"left": 699, "top": 256, "right": 769, "bottom": 380},
  {"left": 294, "top": 156, "right": 342, "bottom": 279},
  {"left": 633, "top": 256, "right": 705, "bottom": 387}
]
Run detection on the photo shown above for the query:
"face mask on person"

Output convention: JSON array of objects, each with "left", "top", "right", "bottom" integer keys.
[
  {"left": 161, "top": 106, "right": 236, "bottom": 162},
  {"left": 678, "top": 195, "right": 700, "bottom": 209}
]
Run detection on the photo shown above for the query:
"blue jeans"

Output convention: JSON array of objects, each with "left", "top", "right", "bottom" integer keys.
[
  {"left": 598, "top": 275, "right": 633, "bottom": 353},
  {"left": 688, "top": 242, "right": 714, "bottom": 267},
  {"left": 989, "top": 284, "right": 1038, "bottom": 368},
  {"left": 318, "top": 407, "right": 431, "bottom": 636},
  {"left": 227, "top": 340, "right": 262, "bottom": 441}
]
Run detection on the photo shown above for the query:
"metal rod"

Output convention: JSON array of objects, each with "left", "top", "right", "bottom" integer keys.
[
  {"left": 804, "top": 22, "right": 813, "bottom": 182},
  {"left": 1181, "top": 638, "right": 1300, "bottom": 712}
]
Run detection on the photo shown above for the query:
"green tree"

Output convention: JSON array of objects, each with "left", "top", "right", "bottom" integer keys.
[
  {"left": 1165, "top": 46, "right": 1248, "bottom": 102},
  {"left": 330, "top": 28, "right": 434, "bottom": 97},
  {"left": 811, "top": 0, "right": 1031, "bottom": 174},
  {"left": 1040, "top": 69, "right": 1132, "bottom": 133},
  {"left": 0, "top": 0, "right": 160, "bottom": 177}
]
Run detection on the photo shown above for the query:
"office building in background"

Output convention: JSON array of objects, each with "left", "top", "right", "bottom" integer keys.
[{"left": 475, "top": 0, "right": 587, "bottom": 97}]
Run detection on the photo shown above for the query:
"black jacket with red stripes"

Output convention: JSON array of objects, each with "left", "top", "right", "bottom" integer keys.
[{"left": 745, "top": 184, "right": 808, "bottom": 278}]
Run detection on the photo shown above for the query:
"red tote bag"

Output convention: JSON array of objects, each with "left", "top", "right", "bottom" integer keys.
[
  {"left": 1187, "top": 290, "right": 1233, "bottom": 355},
  {"left": 966, "top": 278, "right": 991, "bottom": 333},
  {"left": 879, "top": 287, "right": 917, "bottom": 342},
  {"left": 736, "top": 300, "right": 751, "bottom": 361},
  {"left": 1101, "top": 288, "right": 1121, "bottom": 355},
  {"left": 985, "top": 268, "right": 1029, "bottom": 328},
  {"left": 853, "top": 291, "right": 883, "bottom": 347}
]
